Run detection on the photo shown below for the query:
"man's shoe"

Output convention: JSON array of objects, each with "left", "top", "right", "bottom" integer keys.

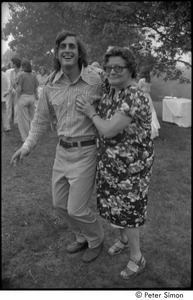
[
  {"left": 82, "top": 242, "right": 103, "bottom": 263},
  {"left": 67, "top": 241, "right": 88, "bottom": 254}
]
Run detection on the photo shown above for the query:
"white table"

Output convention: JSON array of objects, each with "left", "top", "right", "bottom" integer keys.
[{"left": 162, "top": 97, "right": 191, "bottom": 127}]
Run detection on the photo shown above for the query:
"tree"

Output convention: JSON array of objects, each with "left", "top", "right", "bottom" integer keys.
[
  {"left": 2, "top": 2, "right": 150, "bottom": 68},
  {"left": 2, "top": 2, "right": 88, "bottom": 70},
  {"left": 1, "top": 48, "right": 17, "bottom": 67},
  {"left": 74, "top": 1, "right": 191, "bottom": 83},
  {"left": 3, "top": 2, "right": 191, "bottom": 83}
]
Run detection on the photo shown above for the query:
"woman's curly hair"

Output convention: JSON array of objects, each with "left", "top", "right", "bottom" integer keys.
[{"left": 103, "top": 46, "right": 137, "bottom": 79}]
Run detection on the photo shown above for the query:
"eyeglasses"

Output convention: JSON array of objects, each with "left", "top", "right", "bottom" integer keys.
[{"left": 104, "top": 65, "right": 128, "bottom": 74}]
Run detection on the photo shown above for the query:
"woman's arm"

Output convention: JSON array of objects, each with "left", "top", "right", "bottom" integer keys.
[
  {"left": 91, "top": 113, "right": 131, "bottom": 138},
  {"left": 76, "top": 99, "right": 131, "bottom": 138}
]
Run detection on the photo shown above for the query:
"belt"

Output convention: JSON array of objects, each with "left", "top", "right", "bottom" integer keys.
[{"left": 59, "top": 139, "right": 96, "bottom": 148}]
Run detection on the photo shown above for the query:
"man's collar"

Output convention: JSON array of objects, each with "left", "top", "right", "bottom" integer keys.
[
  {"left": 52, "top": 68, "right": 63, "bottom": 84},
  {"left": 52, "top": 65, "right": 94, "bottom": 85}
]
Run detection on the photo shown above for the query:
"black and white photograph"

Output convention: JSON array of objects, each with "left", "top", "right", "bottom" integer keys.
[{"left": 1, "top": 1, "right": 191, "bottom": 292}]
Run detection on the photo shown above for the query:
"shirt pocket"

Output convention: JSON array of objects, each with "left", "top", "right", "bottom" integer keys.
[
  {"left": 50, "top": 90, "right": 65, "bottom": 106},
  {"left": 49, "top": 87, "right": 68, "bottom": 115}
]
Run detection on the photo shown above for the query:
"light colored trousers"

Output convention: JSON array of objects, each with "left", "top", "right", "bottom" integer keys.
[
  {"left": 6, "top": 91, "right": 18, "bottom": 124},
  {"left": 17, "top": 94, "right": 36, "bottom": 142},
  {"left": 52, "top": 143, "right": 104, "bottom": 249},
  {"left": 1, "top": 102, "right": 10, "bottom": 130}
]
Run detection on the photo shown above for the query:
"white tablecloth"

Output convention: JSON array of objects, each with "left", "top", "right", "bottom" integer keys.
[{"left": 162, "top": 97, "right": 191, "bottom": 127}]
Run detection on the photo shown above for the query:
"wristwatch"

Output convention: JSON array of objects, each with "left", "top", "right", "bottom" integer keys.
[{"left": 90, "top": 113, "right": 98, "bottom": 121}]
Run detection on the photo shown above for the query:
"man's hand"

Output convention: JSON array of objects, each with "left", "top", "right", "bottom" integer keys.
[{"left": 10, "top": 148, "right": 29, "bottom": 166}]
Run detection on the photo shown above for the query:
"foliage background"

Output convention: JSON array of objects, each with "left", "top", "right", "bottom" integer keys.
[
  {"left": 2, "top": 2, "right": 191, "bottom": 100},
  {"left": 2, "top": 2, "right": 191, "bottom": 80}
]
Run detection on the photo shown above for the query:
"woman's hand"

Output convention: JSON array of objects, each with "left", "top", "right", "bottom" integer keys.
[{"left": 76, "top": 98, "right": 96, "bottom": 119}]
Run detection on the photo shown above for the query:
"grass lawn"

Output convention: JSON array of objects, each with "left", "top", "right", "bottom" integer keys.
[{"left": 1, "top": 101, "right": 191, "bottom": 289}]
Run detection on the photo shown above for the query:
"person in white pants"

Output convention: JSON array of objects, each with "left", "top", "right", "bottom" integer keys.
[
  {"left": 4, "top": 58, "right": 21, "bottom": 125},
  {"left": 16, "top": 59, "right": 39, "bottom": 142},
  {"left": 1, "top": 71, "right": 11, "bottom": 131}
]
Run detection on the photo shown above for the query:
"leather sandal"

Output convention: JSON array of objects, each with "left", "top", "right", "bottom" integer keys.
[
  {"left": 108, "top": 240, "right": 129, "bottom": 256},
  {"left": 119, "top": 256, "right": 146, "bottom": 279}
]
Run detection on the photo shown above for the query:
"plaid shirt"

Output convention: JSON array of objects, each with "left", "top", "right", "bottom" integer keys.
[{"left": 22, "top": 66, "right": 103, "bottom": 152}]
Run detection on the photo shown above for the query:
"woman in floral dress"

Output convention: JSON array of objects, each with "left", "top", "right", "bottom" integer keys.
[{"left": 76, "top": 46, "right": 154, "bottom": 279}]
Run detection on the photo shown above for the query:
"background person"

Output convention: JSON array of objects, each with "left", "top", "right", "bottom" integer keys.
[
  {"left": 91, "top": 62, "right": 101, "bottom": 68},
  {"left": 138, "top": 68, "right": 160, "bottom": 139},
  {"left": 5, "top": 61, "right": 14, "bottom": 77},
  {"left": 37, "top": 66, "right": 49, "bottom": 99},
  {"left": 76, "top": 46, "right": 154, "bottom": 279},
  {"left": 16, "top": 59, "right": 39, "bottom": 142},
  {"left": 89, "top": 61, "right": 103, "bottom": 75},
  {"left": 4, "top": 58, "right": 21, "bottom": 126},
  {"left": 37, "top": 67, "right": 56, "bottom": 130},
  {"left": 4, "top": 61, "right": 14, "bottom": 127},
  {"left": 1, "top": 71, "right": 11, "bottom": 132},
  {"left": 11, "top": 30, "right": 104, "bottom": 263}
]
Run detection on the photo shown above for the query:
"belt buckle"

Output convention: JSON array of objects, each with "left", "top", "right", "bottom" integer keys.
[
  {"left": 67, "top": 141, "right": 74, "bottom": 147},
  {"left": 60, "top": 139, "right": 73, "bottom": 148}
]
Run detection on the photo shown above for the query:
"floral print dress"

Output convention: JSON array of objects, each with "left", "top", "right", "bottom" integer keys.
[{"left": 96, "top": 84, "right": 154, "bottom": 228}]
